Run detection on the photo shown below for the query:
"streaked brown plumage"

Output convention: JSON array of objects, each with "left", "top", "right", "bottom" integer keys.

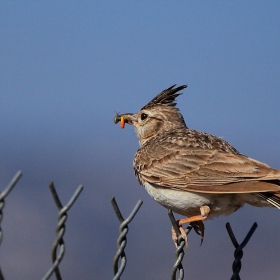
[{"left": 114, "top": 84, "right": 280, "bottom": 242}]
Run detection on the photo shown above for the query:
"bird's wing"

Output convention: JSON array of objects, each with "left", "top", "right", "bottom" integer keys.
[{"left": 134, "top": 133, "right": 280, "bottom": 193}]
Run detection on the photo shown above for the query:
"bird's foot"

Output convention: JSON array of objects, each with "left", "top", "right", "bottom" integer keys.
[
  {"left": 175, "top": 205, "right": 210, "bottom": 246},
  {"left": 171, "top": 226, "right": 188, "bottom": 248},
  {"left": 190, "top": 220, "right": 205, "bottom": 246}
]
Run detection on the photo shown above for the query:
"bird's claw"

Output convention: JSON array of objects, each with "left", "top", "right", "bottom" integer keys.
[
  {"left": 190, "top": 221, "right": 205, "bottom": 246},
  {"left": 171, "top": 226, "right": 188, "bottom": 248}
]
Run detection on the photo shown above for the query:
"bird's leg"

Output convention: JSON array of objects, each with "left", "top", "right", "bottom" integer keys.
[
  {"left": 178, "top": 205, "right": 210, "bottom": 226},
  {"left": 172, "top": 206, "right": 210, "bottom": 246},
  {"left": 200, "top": 205, "right": 211, "bottom": 217}
]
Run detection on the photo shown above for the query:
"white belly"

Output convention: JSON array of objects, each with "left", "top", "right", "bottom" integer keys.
[{"left": 143, "top": 182, "right": 245, "bottom": 218}]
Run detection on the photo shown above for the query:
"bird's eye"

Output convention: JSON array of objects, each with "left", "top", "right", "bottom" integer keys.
[{"left": 141, "top": 113, "right": 148, "bottom": 120}]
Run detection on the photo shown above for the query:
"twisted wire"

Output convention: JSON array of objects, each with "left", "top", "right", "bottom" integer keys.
[
  {"left": 0, "top": 171, "right": 22, "bottom": 246},
  {"left": 226, "top": 222, "right": 258, "bottom": 280},
  {"left": 168, "top": 210, "right": 192, "bottom": 280},
  {"left": 111, "top": 197, "right": 143, "bottom": 280},
  {"left": 42, "top": 182, "right": 83, "bottom": 280},
  {"left": 0, "top": 171, "right": 22, "bottom": 280}
]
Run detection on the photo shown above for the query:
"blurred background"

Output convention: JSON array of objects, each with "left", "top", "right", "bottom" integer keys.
[{"left": 0, "top": 1, "right": 279, "bottom": 279}]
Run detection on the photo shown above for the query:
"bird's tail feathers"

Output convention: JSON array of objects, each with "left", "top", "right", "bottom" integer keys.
[{"left": 256, "top": 192, "right": 280, "bottom": 209}]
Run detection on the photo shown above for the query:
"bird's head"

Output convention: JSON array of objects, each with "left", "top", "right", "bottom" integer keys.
[{"left": 114, "top": 84, "right": 188, "bottom": 146}]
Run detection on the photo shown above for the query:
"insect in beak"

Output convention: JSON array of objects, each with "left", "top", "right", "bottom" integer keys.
[{"left": 114, "top": 113, "right": 134, "bottom": 129}]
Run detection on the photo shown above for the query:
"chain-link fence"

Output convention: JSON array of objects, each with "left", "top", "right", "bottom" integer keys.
[
  {"left": 0, "top": 171, "right": 258, "bottom": 280},
  {"left": 0, "top": 171, "right": 83, "bottom": 280},
  {"left": 111, "top": 196, "right": 258, "bottom": 280}
]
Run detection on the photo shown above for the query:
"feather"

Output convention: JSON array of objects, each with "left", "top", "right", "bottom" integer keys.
[
  {"left": 134, "top": 129, "right": 280, "bottom": 193},
  {"left": 141, "top": 84, "right": 187, "bottom": 110},
  {"left": 256, "top": 192, "right": 280, "bottom": 209}
]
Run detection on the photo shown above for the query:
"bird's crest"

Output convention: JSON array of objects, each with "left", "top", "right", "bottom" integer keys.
[{"left": 141, "top": 84, "right": 187, "bottom": 110}]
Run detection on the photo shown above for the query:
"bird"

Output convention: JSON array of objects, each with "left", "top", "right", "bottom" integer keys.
[{"left": 114, "top": 84, "right": 280, "bottom": 245}]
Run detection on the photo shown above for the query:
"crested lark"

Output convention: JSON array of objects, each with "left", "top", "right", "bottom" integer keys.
[{"left": 114, "top": 85, "right": 280, "bottom": 244}]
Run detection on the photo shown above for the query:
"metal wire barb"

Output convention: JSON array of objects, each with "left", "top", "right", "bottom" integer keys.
[
  {"left": 42, "top": 182, "right": 84, "bottom": 280},
  {"left": 0, "top": 171, "right": 22, "bottom": 280},
  {"left": 226, "top": 222, "right": 258, "bottom": 280},
  {"left": 111, "top": 197, "right": 143, "bottom": 280},
  {"left": 168, "top": 210, "right": 192, "bottom": 280}
]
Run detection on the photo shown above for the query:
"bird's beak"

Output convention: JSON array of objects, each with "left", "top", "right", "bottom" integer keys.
[{"left": 114, "top": 113, "right": 137, "bottom": 129}]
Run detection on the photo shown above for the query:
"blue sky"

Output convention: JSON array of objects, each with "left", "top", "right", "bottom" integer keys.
[{"left": 0, "top": 1, "right": 280, "bottom": 279}]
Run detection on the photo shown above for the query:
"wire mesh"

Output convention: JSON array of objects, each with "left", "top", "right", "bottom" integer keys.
[
  {"left": 0, "top": 173, "right": 267, "bottom": 280},
  {"left": 111, "top": 197, "right": 143, "bottom": 280},
  {"left": 168, "top": 210, "right": 193, "bottom": 280},
  {"left": 42, "top": 182, "right": 84, "bottom": 280},
  {"left": 0, "top": 171, "right": 22, "bottom": 280},
  {"left": 168, "top": 210, "right": 258, "bottom": 280},
  {"left": 226, "top": 222, "right": 258, "bottom": 280}
]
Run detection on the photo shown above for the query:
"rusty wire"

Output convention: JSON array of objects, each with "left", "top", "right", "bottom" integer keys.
[
  {"left": 0, "top": 171, "right": 22, "bottom": 280},
  {"left": 111, "top": 197, "right": 143, "bottom": 280},
  {"left": 42, "top": 182, "right": 83, "bottom": 280},
  {"left": 168, "top": 210, "right": 193, "bottom": 280},
  {"left": 226, "top": 222, "right": 258, "bottom": 280}
]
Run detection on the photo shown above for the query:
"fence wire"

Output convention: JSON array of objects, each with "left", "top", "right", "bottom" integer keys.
[
  {"left": 0, "top": 173, "right": 264, "bottom": 279},
  {"left": 167, "top": 213, "right": 258, "bottom": 280},
  {"left": 111, "top": 197, "right": 143, "bottom": 280},
  {"left": 0, "top": 171, "right": 83, "bottom": 280},
  {"left": 42, "top": 182, "right": 83, "bottom": 280},
  {"left": 0, "top": 171, "right": 22, "bottom": 280},
  {"left": 168, "top": 210, "right": 192, "bottom": 280},
  {"left": 226, "top": 222, "right": 258, "bottom": 280},
  {"left": 109, "top": 201, "right": 258, "bottom": 280}
]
